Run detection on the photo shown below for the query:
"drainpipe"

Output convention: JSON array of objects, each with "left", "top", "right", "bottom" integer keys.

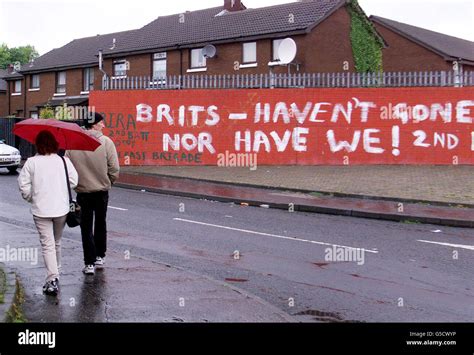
[
  {"left": 23, "top": 76, "right": 26, "bottom": 117},
  {"left": 7, "top": 81, "right": 11, "bottom": 116},
  {"left": 179, "top": 48, "right": 183, "bottom": 76},
  {"left": 98, "top": 49, "right": 108, "bottom": 90}
]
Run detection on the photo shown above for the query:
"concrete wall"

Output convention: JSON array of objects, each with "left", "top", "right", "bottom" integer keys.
[{"left": 90, "top": 87, "right": 474, "bottom": 166}]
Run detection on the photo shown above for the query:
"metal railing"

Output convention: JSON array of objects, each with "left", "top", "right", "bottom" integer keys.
[
  {"left": 102, "top": 71, "right": 474, "bottom": 90},
  {"left": 0, "top": 117, "right": 36, "bottom": 159}
]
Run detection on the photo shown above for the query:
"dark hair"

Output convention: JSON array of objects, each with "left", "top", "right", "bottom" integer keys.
[{"left": 36, "top": 130, "right": 59, "bottom": 155}]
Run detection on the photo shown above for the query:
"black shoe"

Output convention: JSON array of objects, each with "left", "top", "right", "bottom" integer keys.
[{"left": 43, "top": 278, "right": 59, "bottom": 296}]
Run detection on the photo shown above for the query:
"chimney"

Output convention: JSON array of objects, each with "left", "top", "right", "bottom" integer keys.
[{"left": 224, "top": 0, "right": 246, "bottom": 12}]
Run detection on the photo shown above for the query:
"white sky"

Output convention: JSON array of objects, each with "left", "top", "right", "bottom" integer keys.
[{"left": 0, "top": 0, "right": 473, "bottom": 55}]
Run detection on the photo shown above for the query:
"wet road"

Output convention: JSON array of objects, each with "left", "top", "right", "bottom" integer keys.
[{"left": 1, "top": 170, "right": 473, "bottom": 322}]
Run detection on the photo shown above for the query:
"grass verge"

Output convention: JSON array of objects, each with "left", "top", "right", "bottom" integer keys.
[
  {"left": 5, "top": 277, "right": 27, "bottom": 323},
  {"left": 0, "top": 268, "right": 6, "bottom": 304}
]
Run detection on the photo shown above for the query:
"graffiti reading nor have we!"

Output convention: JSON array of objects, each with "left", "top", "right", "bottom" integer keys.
[
  {"left": 90, "top": 88, "right": 474, "bottom": 165},
  {"left": 136, "top": 99, "right": 473, "bottom": 154}
]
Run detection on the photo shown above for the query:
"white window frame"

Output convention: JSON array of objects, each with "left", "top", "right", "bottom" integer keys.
[
  {"left": 30, "top": 74, "right": 40, "bottom": 90},
  {"left": 113, "top": 59, "right": 127, "bottom": 78},
  {"left": 272, "top": 39, "right": 284, "bottom": 61},
  {"left": 83, "top": 68, "right": 94, "bottom": 92},
  {"left": 242, "top": 42, "right": 257, "bottom": 64},
  {"left": 153, "top": 52, "right": 167, "bottom": 80},
  {"left": 56, "top": 71, "right": 66, "bottom": 94},
  {"left": 190, "top": 48, "right": 206, "bottom": 69},
  {"left": 13, "top": 80, "right": 22, "bottom": 94}
]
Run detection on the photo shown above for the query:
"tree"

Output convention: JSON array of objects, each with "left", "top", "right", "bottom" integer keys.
[
  {"left": 0, "top": 43, "right": 39, "bottom": 69},
  {"left": 0, "top": 44, "right": 10, "bottom": 69},
  {"left": 39, "top": 104, "right": 55, "bottom": 119}
]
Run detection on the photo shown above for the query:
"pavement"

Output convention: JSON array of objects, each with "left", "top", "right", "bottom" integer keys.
[
  {"left": 0, "top": 220, "right": 292, "bottom": 323},
  {"left": 118, "top": 166, "right": 474, "bottom": 228},
  {"left": 121, "top": 165, "right": 474, "bottom": 205}
]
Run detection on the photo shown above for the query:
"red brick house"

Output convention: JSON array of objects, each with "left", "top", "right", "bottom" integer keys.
[
  {"left": 100, "top": 0, "right": 381, "bottom": 77},
  {"left": 3, "top": 70, "right": 25, "bottom": 118},
  {"left": 2, "top": 0, "right": 385, "bottom": 117},
  {"left": 371, "top": 16, "right": 474, "bottom": 72},
  {"left": 1, "top": 30, "right": 138, "bottom": 119}
]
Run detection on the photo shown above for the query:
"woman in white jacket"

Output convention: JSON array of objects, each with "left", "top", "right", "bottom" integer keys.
[{"left": 18, "top": 130, "right": 78, "bottom": 296}]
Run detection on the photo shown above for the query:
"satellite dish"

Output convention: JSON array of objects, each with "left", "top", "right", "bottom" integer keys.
[
  {"left": 278, "top": 38, "right": 297, "bottom": 64},
  {"left": 202, "top": 44, "right": 217, "bottom": 58}
]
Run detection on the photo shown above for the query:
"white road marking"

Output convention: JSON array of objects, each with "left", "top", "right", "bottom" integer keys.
[
  {"left": 174, "top": 218, "right": 379, "bottom": 253},
  {"left": 108, "top": 206, "right": 128, "bottom": 211},
  {"left": 418, "top": 240, "right": 474, "bottom": 251}
]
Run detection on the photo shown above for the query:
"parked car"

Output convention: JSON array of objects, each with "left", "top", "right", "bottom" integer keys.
[{"left": 0, "top": 140, "right": 21, "bottom": 173}]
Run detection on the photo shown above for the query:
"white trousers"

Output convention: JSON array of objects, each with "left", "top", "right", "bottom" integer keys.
[{"left": 33, "top": 215, "right": 67, "bottom": 282}]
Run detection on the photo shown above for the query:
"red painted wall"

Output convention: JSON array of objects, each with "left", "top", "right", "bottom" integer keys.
[{"left": 90, "top": 88, "right": 474, "bottom": 166}]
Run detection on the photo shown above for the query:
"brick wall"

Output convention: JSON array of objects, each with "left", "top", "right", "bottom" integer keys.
[
  {"left": 374, "top": 23, "right": 453, "bottom": 72},
  {"left": 90, "top": 87, "right": 474, "bottom": 166},
  {"left": 0, "top": 92, "right": 7, "bottom": 116},
  {"left": 12, "top": 68, "right": 100, "bottom": 117},
  {"left": 8, "top": 80, "right": 25, "bottom": 116},
  {"left": 303, "top": 6, "right": 356, "bottom": 73},
  {"left": 103, "top": 55, "right": 151, "bottom": 77},
  {"left": 25, "top": 72, "right": 55, "bottom": 116}
]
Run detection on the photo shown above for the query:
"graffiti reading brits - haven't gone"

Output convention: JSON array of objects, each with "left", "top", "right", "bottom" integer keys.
[{"left": 91, "top": 88, "right": 474, "bottom": 166}]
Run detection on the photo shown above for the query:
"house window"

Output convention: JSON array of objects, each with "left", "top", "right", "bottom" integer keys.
[
  {"left": 113, "top": 59, "right": 127, "bottom": 77},
  {"left": 272, "top": 39, "right": 284, "bottom": 61},
  {"left": 83, "top": 68, "right": 94, "bottom": 92},
  {"left": 14, "top": 80, "right": 22, "bottom": 93},
  {"left": 153, "top": 52, "right": 167, "bottom": 79},
  {"left": 30, "top": 111, "right": 38, "bottom": 119},
  {"left": 56, "top": 71, "right": 66, "bottom": 93},
  {"left": 243, "top": 42, "right": 257, "bottom": 63},
  {"left": 191, "top": 48, "right": 206, "bottom": 68},
  {"left": 30, "top": 75, "right": 40, "bottom": 89}
]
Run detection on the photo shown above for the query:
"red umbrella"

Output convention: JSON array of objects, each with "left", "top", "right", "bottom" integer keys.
[{"left": 13, "top": 118, "right": 101, "bottom": 151}]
